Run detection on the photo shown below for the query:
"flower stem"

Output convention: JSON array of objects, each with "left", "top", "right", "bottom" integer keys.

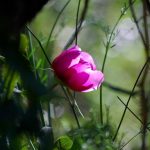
[
  {"left": 75, "top": 0, "right": 81, "bottom": 45},
  {"left": 99, "top": 1, "right": 134, "bottom": 125},
  {"left": 26, "top": 26, "right": 52, "bottom": 66},
  {"left": 61, "top": 86, "right": 80, "bottom": 128},
  {"left": 45, "top": 0, "right": 72, "bottom": 50},
  {"left": 67, "top": 89, "right": 84, "bottom": 118}
]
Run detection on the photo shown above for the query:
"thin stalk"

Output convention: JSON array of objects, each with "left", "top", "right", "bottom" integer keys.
[
  {"left": 129, "top": 0, "right": 148, "bottom": 57},
  {"left": 141, "top": 1, "right": 150, "bottom": 148},
  {"left": 75, "top": 0, "right": 81, "bottom": 44},
  {"left": 45, "top": 0, "right": 72, "bottom": 127},
  {"left": 67, "top": 88, "right": 84, "bottom": 118},
  {"left": 27, "top": 28, "right": 45, "bottom": 127},
  {"left": 45, "top": 0, "right": 72, "bottom": 50},
  {"left": 113, "top": 58, "right": 149, "bottom": 141},
  {"left": 117, "top": 96, "right": 150, "bottom": 131},
  {"left": 61, "top": 85, "right": 80, "bottom": 128},
  {"left": 29, "top": 139, "right": 37, "bottom": 150},
  {"left": 26, "top": 26, "right": 52, "bottom": 66},
  {"left": 27, "top": 28, "right": 37, "bottom": 78},
  {"left": 63, "top": 0, "right": 89, "bottom": 50},
  {"left": 119, "top": 130, "right": 142, "bottom": 150},
  {"left": 99, "top": 0, "right": 136, "bottom": 125}
]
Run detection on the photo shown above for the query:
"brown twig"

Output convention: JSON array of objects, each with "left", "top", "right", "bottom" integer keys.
[
  {"left": 129, "top": 1, "right": 150, "bottom": 149},
  {"left": 129, "top": 0, "right": 148, "bottom": 56}
]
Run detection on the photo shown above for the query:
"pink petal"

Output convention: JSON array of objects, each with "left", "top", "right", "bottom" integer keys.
[
  {"left": 52, "top": 45, "right": 81, "bottom": 77},
  {"left": 66, "top": 71, "right": 91, "bottom": 92},
  {"left": 52, "top": 45, "right": 104, "bottom": 92},
  {"left": 64, "top": 63, "right": 104, "bottom": 92},
  {"left": 54, "top": 45, "right": 81, "bottom": 60},
  {"left": 80, "top": 52, "right": 96, "bottom": 70},
  {"left": 81, "top": 69, "right": 104, "bottom": 92}
]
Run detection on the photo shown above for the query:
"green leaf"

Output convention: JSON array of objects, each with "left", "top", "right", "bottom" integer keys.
[
  {"left": 36, "top": 58, "right": 43, "bottom": 69},
  {"left": 3, "top": 66, "right": 19, "bottom": 98},
  {"left": 56, "top": 136, "right": 73, "bottom": 150},
  {"left": 20, "top": 33, "right": 29, "bottom": 53}
]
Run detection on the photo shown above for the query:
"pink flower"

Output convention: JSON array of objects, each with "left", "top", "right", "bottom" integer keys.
[{"left": 52, "top": 45, "right": 104, "bottom": 92}]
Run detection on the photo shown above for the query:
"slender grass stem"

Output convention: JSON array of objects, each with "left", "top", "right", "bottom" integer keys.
[
  {"left": 119, "top": 130, "right": 142, "bottom": 150},
  {"left": 113, "top": 58, "right": 149, "bottom": 141},
  {"left": 26, "top": 26, "right": 52, "bottom": 66},
  {"left": 45, "top": 0, "right": 72, "bottom": 127},
  {"left": 75, "top": 0, "right": 81, "bottom": 45},
  {"left": 63, "top": 0, "right": 89, "bottom": 50},
  {"left": 45, "top": 0, "right": 72, "bottom": 50},
  {"left": 99, "top": 8, "right": 123, "bottom": 125},
  {"left": 28, "top": 29, "right": 37, "bottom": 78},
  {"left": 99, "top": 0, "right": 136, "bottom": 125},
  {"left": 61, "top": 86, "right": 80, "bottom": 128},
  {"left": 29, "top": 139, "right": 37, "bottom": 150},
  {"left": 117, "top": 96, "right": 150, "bottom": 131},
  {"left": 67, "top": 88, "right": 84, "bottom": 118},
  {"left": 27, "top": 28, "right": 46, "bottom": 127}
]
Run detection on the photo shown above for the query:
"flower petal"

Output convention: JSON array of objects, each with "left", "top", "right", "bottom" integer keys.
[
  {"left": 67, "top": 71, "right": 91, "bottom": 92},
  {"left": 64, "top": 63, "right": 104, "bottom": 92},
  {"left": 52, "top": 45, "right": 104, "bottom": 92},
  {"left": 81, "top": 70, "right": 104, "bottom": 92},
  {"left": 52, "top": 45, "right": 81, "bottom": 77},
  {"left": 80, "top": 51, "right": 96, "bottom": 70}
]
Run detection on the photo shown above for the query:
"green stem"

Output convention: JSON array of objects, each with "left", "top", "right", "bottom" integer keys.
[
  {"left": 75, "top": 0, "right": 81, "bottom": 44},
  {"left": 99, "top": 1, "right": 135, "bottom": 124},
  {"left": 27, "top": 28, "right": 46, "bottom": 127},
  {"left": 45, "top": 0, "right": 72, "bottom": 50},
  {"left": 67, "top": 88, "right": 84, "bottom": 118},
  {"left": 61, "top": 86, "right": 80, "bottom": 128},
  {"left": 113, "top": 58, "right": 149, "bottom": 141},
  {"left": 26, "top": 26, "right": 52, "bottom": 66},
  {"left": 117, "top": 96, "right": 150, "bottom": 131},
  {"left": 29, "top": 139, "right": 37, "bottom": 150},
  {"left": 119, "top": 130, "right": 142, "bottom": 150}
]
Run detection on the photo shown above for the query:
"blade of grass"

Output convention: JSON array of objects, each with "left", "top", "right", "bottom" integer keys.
[
  {"left": 113, "top": 58, "right": 149, "bottom": 141},
  {"left": 45, "top": 0, "right": 72, "bottom": 50},
  {"left": 27, "top": 28, "right": 46, "bottom": 127},
  {"left": 61, "top": 85, "right": 80, "bottom": 128},
  {"left": 66, "top": 88, "right": 84, "bottom": 118},
  {"left": 26, "top": 26, "right": 52, "bottom": 66},
  {"left": 119, "top": 130, "right": 142, "bottom": 150}
]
